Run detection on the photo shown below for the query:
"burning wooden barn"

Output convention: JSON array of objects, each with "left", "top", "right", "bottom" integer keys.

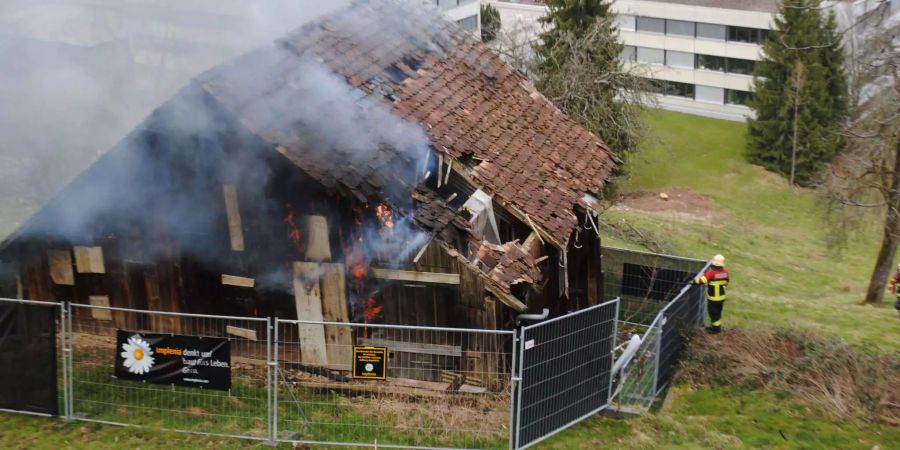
[{"left": 0, "top": 1, "right": 615, "bottom": 380}]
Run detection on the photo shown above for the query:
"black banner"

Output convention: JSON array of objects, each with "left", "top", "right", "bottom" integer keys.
[
  {"left": 352, "top": 346, "right": 387, "bottom": 380},
  {"left": 114, "top": 330, "right": 231, "bottom": 390},
  {"left": 0, "top": 302, "right": 58, "bottom": 415}
]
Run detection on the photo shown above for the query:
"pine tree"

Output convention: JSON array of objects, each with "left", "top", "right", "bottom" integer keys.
[
  {"left": 480, "top": 3, "right": 501, "bottom": 43},
  {"left": 533, "top": 0, "right": 649, "bottom": 186},
  {"left": 747, "top": 0, "right": 849, "bottom": 187}
]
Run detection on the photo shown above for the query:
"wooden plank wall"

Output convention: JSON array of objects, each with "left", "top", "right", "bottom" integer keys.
[{"left": 371, "top": 241, "right": 507, "bottom": 383}]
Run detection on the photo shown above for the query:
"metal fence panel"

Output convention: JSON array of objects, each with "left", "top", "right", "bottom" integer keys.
[
  {"left": 656, "top": 282, "right": 707, "bottom": 393},
  {"left": 613, "top": 320, "right": 660, "bottom": 411},
  {"left": 514, "top": 299, "right": 619, "bottom": 449},
  {"left": 602, "top": 247, "right": 705, "bottom": 325},
  {"left": 0, "top": 298, "right": 63, "bottom": 417},
  {"left": 275, "top": 319, "right": 514, "bottom": 449},
  {"left": 68, "top": 304, "right": 271, "bottom": 440}
]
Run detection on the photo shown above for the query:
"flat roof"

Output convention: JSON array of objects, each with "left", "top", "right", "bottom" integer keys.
[{"left": 640, "top": 0, "right": 779, "bottom": 13}]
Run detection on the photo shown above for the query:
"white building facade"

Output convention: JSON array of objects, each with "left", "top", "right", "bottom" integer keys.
[
  {"left": 435, "top": 0, "right": 482, "bottom": 34},
  {"left": 489, "top": 0, "right": 779, "bottom": 121},
  {"left": 615, "top": 0, "right": 777, "bottom": 121}
]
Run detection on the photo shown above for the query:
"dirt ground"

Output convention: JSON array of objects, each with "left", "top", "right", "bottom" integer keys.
[{"left": 612, "top": 188, "right": 717, "bottom": 221}]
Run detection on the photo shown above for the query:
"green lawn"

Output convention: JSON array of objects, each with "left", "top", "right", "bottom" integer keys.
[
  {"left": 541, "top": 385, "right": 900, "bottom": 450},
  {"left": 608, "top": 109, "right": 898, "bottom": 351}
]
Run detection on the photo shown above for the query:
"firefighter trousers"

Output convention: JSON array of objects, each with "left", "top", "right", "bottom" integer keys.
[{"left": 707, "top": 300, "right": 724, "bottom": 330}]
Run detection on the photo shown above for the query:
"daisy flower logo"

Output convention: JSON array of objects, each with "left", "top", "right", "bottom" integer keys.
[{"left": 120, "top": 335, "right": 155, "bottom": 375}]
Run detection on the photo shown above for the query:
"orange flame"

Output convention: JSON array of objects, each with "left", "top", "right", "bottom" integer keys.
[
  {"left": 362, "top": 296, "right": 383, "bottom": 338},
  {"left": 284, "top": 206, "right": 303, "bottom": 252},
  {"left": 345, "top": 237, "right": 367, "bottom": 285},
  {"left": 375, "top": 203, "right": 394, "bottom": 232}
]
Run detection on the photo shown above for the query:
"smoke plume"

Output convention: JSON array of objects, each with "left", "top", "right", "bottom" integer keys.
[{"left": 0, "top": 0, "right": 458, "bottom": 295}]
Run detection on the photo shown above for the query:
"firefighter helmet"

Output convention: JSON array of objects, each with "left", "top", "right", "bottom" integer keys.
[{"left": 712, "top": 254, "right": 725, "bottom": 267}]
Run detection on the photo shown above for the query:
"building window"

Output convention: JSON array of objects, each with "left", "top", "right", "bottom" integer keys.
[
  {"left": 727, "top": 26, "right": 765, "bottom": 44},
  {"left": 621, "top": 45, "right": 637, "bottom": 62},
  {"left": 666, "top": 50, "right": 694, "bottom": 69},
  {"left": 636, "top": 17, "right": 665, "bottom": 34},
  {"left": 697, "top": 54, "right": 726, "bottom": 72},
  {"left": 695, "top": 85, "right": 725, "bottom": 104},
  {"left": 726, "top": 89, "right": 754, "bottom": 105},
  {"left": 666, "top": 19, "right": 694, "bottom": 37},
  {"left": 457, "top": 15, "right": 478, "bottom": 32},
  {"left": 636, "top": 47, "right": 665, "bottom": 65},
  {"left": 617, "top": 14, "right": 636, "bottom": 31},
  {"left": 727, "top": 58, "right": 755, "bottom": 75},
  {"left": 696, "top": 23, "right": 726, "bottom": 41},
  {"left": 662, "top": 80, "right": 695, "bottom": 98}
]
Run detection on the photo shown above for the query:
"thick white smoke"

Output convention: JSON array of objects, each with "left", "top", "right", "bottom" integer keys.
[
  {"left": 0, "top": 0, "right": 351, "bottom": 235},
  {"left": 0, "top": 0, "right": 458, "bottom": 287}
]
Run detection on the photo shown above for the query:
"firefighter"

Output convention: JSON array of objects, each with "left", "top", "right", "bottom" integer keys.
[
  {"left": 694, "top": 254, "right": 730, "bottom": 333},
  {"left": 887, "top": 263, "right": 900, "bottom": 318}
]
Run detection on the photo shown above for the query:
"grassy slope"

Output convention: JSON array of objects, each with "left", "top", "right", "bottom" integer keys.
[
  {"left": 2, "top": 109, "right": 898, "bottom": 448},
  {"left": 543, "top": 109, "right": 900, "bottom": 448},
  {"left": 610, "top": 109, "right": 898, "bottom": 350}
]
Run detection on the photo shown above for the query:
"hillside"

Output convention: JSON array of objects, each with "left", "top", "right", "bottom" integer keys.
[
  {"left": 605, "top": 109, "right": 898, "bottom": 350},
  {"left": 546, "top": 109, "right": 900, "bottom": 448}
]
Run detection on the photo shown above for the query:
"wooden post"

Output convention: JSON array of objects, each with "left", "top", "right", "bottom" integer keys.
[
  {"left": 304, "top": 215, "right": 332, "bottom": 261},
  {"left": 223, "top": 184, "right": 245, "bottom": 251},
  {"left": 15, "top": 270, "right": 22, "bottom": 300},
  {"left": 293, "top": 262, "right": 328, "bottom": 366},
  {"left": 319, "top": 263, "right": 353, "bottom": 369}
]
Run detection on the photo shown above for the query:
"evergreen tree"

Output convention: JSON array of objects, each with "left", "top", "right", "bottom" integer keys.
[
  {"left": 480, "top": 3, "right": 501, "bottom": 43},
  {"left": 533, "top": 0, "right": 649, "bottom": 186},
  {"left": 747, "top": 0, "right": 849, "bottom": 186}
]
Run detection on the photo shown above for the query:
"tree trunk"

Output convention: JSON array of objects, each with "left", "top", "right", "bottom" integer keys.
[{"left": 863, "top": 140, "right": 900, "bottom": 304}]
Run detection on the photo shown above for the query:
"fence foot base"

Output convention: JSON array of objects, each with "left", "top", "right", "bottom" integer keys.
[
  {"left": 279, "top": 431, "right": 298, "bottom": 441},
  {"left": 600, "top": 406, "right": 643, "bottom": 418}
]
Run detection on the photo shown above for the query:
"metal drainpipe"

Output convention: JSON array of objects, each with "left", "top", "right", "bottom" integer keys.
[{"left": 515, "top": 308, "right": 549, "bottom": 325}]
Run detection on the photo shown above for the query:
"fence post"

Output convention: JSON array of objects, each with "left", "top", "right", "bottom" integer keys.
[
  {"left": 272, "top": 318, "right": 280, "bottom": 443},
  {"left": 508, "top": 328, "right": 518, "bottom": 450},
  {"left": 513, "top": 326, "right": 526, "bottom": 450},
  {"left": 59, "top": 301, "right": 69, "bottom": 420},
  {"left": 65, "top": 301, "right": 74, "bottom": 419},
  {"left": 266, "top": 317, "right": 274, "bottom": 445},
  {"left": 608, "top": 298, "right": 620, "bottom": 404},
  {"left": 651, "top": 316, "right": 661, "bottom": 399}
]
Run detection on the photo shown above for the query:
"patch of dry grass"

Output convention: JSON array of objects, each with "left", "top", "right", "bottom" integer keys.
[{"left": 680, "top": 328, "right": 900, "bottom": 424}]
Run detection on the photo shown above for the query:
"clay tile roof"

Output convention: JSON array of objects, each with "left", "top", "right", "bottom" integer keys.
[{"left": 201, "top": 0, "right": 615, "bottom": 247}]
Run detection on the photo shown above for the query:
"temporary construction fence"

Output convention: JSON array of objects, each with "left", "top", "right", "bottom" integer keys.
[
  {"left": 67, "top": 304, "right": 272, "bottom": 440},
  {"left": 275, "top": 319, "right": 515, "bottom": 449},
  {"left": 602, "top": 247, "right": 709, "bottom": 412},
  {"left": 0, "top": 249, "right": 711, "bottom": 447},
  {"left": 0, "top": 298, "right": 62, "bottom": 417},
  {"left": 514, "top": 299, "right": 619, "bottom": 449},
  {"left": 0, "top": 297, "right": 633, "bottom": 449}
]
